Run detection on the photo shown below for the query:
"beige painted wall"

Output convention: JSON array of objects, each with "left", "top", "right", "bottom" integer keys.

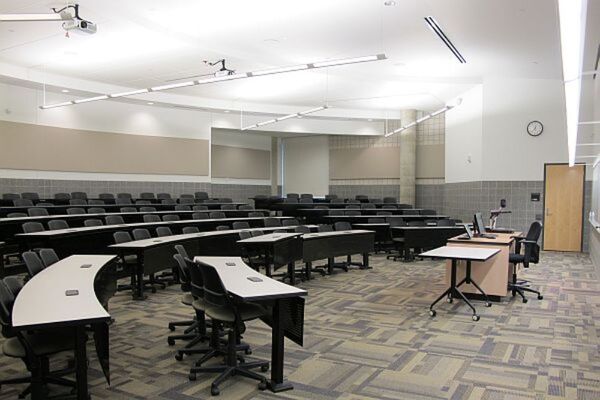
[{"left": 211, "top": 144, "right": 270, "bottom": 179}]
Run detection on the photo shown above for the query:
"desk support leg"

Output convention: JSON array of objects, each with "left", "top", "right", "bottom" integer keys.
[
  {"left": 265, "top": 252, "right": 272, "bottom": 278},
  {"left": 327, "top": 258, "right": 334, "bottom": 275},
  {"left": 361, "top": 253, "right": 372, "bottom": 270},
  {"left": 268, "top": 300, "right": 293, "bottom": 392},
  {"left": 75, "top": 325, "right": 90, "bottom": 400},
  {"left": 133, "top": 252, "right": 146, "bottom": 301},
  {"left": 288, "top": 262, "right": 295, "bottom": 285},
  {"left": 305, "top": 262, "right": 311, "bottom": 280}
]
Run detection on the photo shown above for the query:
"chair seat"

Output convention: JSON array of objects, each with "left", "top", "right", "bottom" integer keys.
[
  {"left": 205, "top": 302, "right": 266, "bottom": 323},
  {"left": 182, "top": 293, "right": 194, "bottom": 306},
  {"left": 3, "top": 329, "right": 74, "bottom": 358},
  {"left": 392, "top": 238, "right": 405, "bottom": 243},
  {"left": 192, "top": 298, "right": 206, "bottom": 311},
  {"left": 509, "top": 253, "right": 525, "bottom": 264}
]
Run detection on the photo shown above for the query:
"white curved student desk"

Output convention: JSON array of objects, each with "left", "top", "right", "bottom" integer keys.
[{"left": 12, "top": 254, "right": 117, "bottom": 400}]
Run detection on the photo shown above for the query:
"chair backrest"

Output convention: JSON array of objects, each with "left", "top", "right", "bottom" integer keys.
[
  {"left": 284, "top": 197, "right": 298, "bottom": 204},
  {"left": 84, "top": 219, "right": 103, "bottom": 227},
  {"left": 162, "top": 214, "right": 180, "bottom": 222},
  {"left": 220, "top": 204, "right": 236, "bottom": 210},
  {"left": 157, "top": 193, "right": 172, "bottom": 200},
  {"left": 172, "top": 253, "right": 191, "bottom": 289},
  {"left": 143, "top": 214, "right": 161, "bottom": 223},
  {"left": 383, "top": 197, "right": 397, "bottom": 203},
  {"left": 345, "top": 205, "right": 360, "bottom": 209},
  {"left": 179, "top": 197, "right": 195, "bottom": 205},
  {"left": 355, "top": 195, "right": 368, "bottom": 201},
  {"left": 407, "top": 220, "right": 426, "bottom": 227},
  {"left": 216, "top": 225, "right": 230, "bottom": 231},
  {"left": 422, "top": 209, "right": 437, "bottom": 215},
  {"left": 299, "top": 198, "right": 313, "bottom": 204},
  {"left": 98, "top": 193, "right": 114, "bottom": 200},
  {"left": 2, "top": 193, "right": 20, "bottom": 200},
  {"left": 345, "top": 210, "right": 361, "bottom": 216},
  {"left": 402, "top": 209, "right": 419, "bottom": 215},
  {"left": 251, "top": 230, "right": 264, "bottom": 237},
  {"left": 54, "top": 192, "right": 70, "bottom": 200},
  {"left": 88, "top": 207, "right": 106, "bottom": 214},
  {"left": 13, "top": 199, "right": 33, "bottom": 207},
  {"left": 106, "top": 215, "right": 125, "bottom": 225},
  {"left": 161, "top": 198, "right": 176, "bottom": 205},
  {"left": 3, "top": 276, "right": 23, "bottom": 299},
  {"left": 286, "top": 193, "right": 299, "bottom": 199},
  {"left": 180, "top": 194, "right": 194, "bottom": 199},
  {"left": 334, "top": 221, "right": 352, "bottom": 231},
  {"left": 36, "top": 202, "right": 53, "bottom": 207},
  {"left": 156, "top": 227, "right": 173, "bottom": 237},
  {"left": 318, "top": 224, "right": 334, "bottom": 232},
  {"left": 71, "top": 192, "right": 87, "bottom": 200},
  {"left": 39, "top": 248, "right": 59, "bottom": 267},
  {"left": 329, "top": 209, "right": 344, "bottom": 216},
  {"left": 192, "top": 212, "right": 209, "bottom": 220},
  {"left": 300, "top": 193, "right": 313, "bottom": 199},
  {"left": 315, "top": 205, "right": 328, "bottom": 210},
  {"left": 369, "top": 198, "right": 382, "bottom": 204},
  {"left": 239, "top": 230, "right": 253, "bottom": 240},
  {"left": 175, "top": 205, "right": 191, "bottom": 211},
  {"left": 7, "top": 212, "right": 27, "bottom": 218},
  {"left": 324, "top": 194, "right": 338, "bottom": 200},
  {"left": 194, "top": 191, "right": 209, "bottom": 200},
  {"left": 523, "top": 221, "right": 543, "bottom": 264},
  {"left": 248, "top": 211, "right": 265, "bottom": 218},
  {"left": 204, "top": 199, "right": 219, "bottom": 204},
  {"left": 377, "top": 211, "right": 392, "bottom": 216},
  {"left": 69, "top": 199, "right": 87, "bottom": 205},
  {"left": 238, "top": 205, "right": 254, "bottom": 210},
  {"left": 397, "top": 204, "right": 412, "bottom": 209},
  {"left": 330, "top": 198, "right": 345, "bottom": 204},
  {"left": 182, "top": 226, "right": 200, "bottom": 234},
  {"left": 88, "top": 199, "right": 105, "bottom": 205},
  {"left": 20, "top": 191, "right": 38, "bottom": 200},
  {"left": 281, "top": 218, "right": 299, "bottom": 227},
  {"left": 115, "top": 197, "right": 132, "bottom": 205},
  {"left": 135, "top": 200, "right": 151, "bottom": 205},
  {"left": 209, "top": 211, "right": 226, "bottom": 219},
  {"left": 382, "top": 205, "right": 397, "bottom": 210},
  {"left": 193, "top": 205, "right": 208, "bottom": 211},
  {"left": 174, "top": 244, "right": 190, "bottom": 260},
  {"left": 436, "top": 219, "right": 455, "bottom": 226},
  {"left": 120, "top": 207, "right": 137, "bottom": 213},
  {"left": 232, "top": 221, "right": 250, "bottom": 230},
  {"left": 368, "top": 217, "right": 386, "bottom": 223},
  {"left": 48, "top": 219, "right": 69, "bottom": 230},
  {"left": 195, "top": 260, "right": 232, "bottom": 309},
  {"left": 295, "top": 225, "right": 311, "bottom": 234},
  {"left": 23, "top": 251, "right": 45, "bottom": 277},
  {"left": 186, "top": 258, "right": 206, "bottom": 299},
  {"left": 113, "top": 231, "right": 132, "bottom": 244},
  {"left": 67, "top": 207, "right": 86, "bottom": 215},
  {"left": 132, "top": 228, "right": 151, "bottom": 241},
  {"left": 22, "top": 221, "right": 44, "bottom": 233},
  {"left": 139, "top": 206, "right": 157, "bottom": 212},
  {"left": 28, "top": 207, "right": 48, "bottom": 217},
  {"left": 361, "top": 203, "right": 376, "bottom": 209},
  {"left": 264, "top": 217, "right": 281, "bottom": 227},
  {"left": 0, "top": 278, "right": 17, "bottom": 332},
  {"left": 387, "top": 217, "right": 406, "bottom": 227},
  {"left": 117, "top": 193, "right": 132, "bottom": 199},
  {"left": 140, "top": 192, "right": 155, "bottom": 200}
]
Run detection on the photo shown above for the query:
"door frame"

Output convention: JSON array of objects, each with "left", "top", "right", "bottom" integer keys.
[{"left": 542, "top": 162, "right": 586, "bottom": 252}]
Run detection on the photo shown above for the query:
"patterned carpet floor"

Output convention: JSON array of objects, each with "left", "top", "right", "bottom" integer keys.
[{"left": 1, "top": 251, "right": 599, "bottom": 399}]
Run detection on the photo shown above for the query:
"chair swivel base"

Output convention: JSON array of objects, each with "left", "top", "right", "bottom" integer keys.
[{"left": 508, "top": 283, "right": 543, "bottom": 303}]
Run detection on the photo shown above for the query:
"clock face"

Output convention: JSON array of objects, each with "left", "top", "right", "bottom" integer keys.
[{"left": 527, "top": 121, "right": 543, "bottom": 136}]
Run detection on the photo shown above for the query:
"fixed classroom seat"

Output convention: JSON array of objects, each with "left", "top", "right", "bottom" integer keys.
[
  {"left": 157, "top": 193, "right": 172, "bottom": 200},
  {"left": 182, "top": 226, "right": 200, "bottom": 234},
  {"left": 238, "top": 205, "right": 254, "bottom": 210},
  {"left": 13, "top": 199, "right": 33, "bottom": 207},
  {"left": 39, "top": 248, "right": 59, "bottom": 268},
  {"left": 47, "top": 220, "right": 69, "bottom": 231},
  {"left": 21, "top": 193, "right": 40, "bottom": 201},
  {"left": 209, "top": 211, "right": 226, "bottom": 219},
  {"left": 163, "top": 214, "right": 180, "bottom": 222},
  {"left": 98, "top": 193, "right": 114, "bottom": 200},
  {"left": 295, "top": 225, "right": 311, "bottom": 234},
  {"left": 84, "top": 219, "right": 103, "bottom": 227},
  {"left": 66, "top": 208, "right": 86, "bottom": 215},
  {"left": 284, "top": 198, "right": 298, "bottom": 204},
  {"left": 220, "top": 204, "right": 236, "bottom": 210},
  {"left": 264, "top": 217, "right": 281, "bottom": 228},
  {"left": 2, "top": 193, "right": 20, "bottom": 200},
  {"left": 192, "top": 212, "right": 209, "bottom": 220},
  {"left": 71, "top": 192, "right": 87, "bottom": 200},
  {"left": 88, "top": 199, "right": 105, "bottom": 205},
  {"left": 383, "top": 197, "right": 397, "bottom": 203},
  {"left": 120, "top": 207, "right": 137, "bottom": 212},
  {"left": 132, "top": 228, "right": 151, "bottom": 241},
  {"left": 286, "top": 193, "right": 299, "bottom": 199},
  {"left": 136, "top": 200, "right": 151, "bottom": 205},
  {"left": 140, "top": 192, "right": 155, "bottom": 200},
  {"left": 232, "top": 221, "right": 250, "bottom": 230},
  {"left": 299, "top": 198, "right": 313, "bottom": 204},
  {"left": 194, "top": 191, "right": 209, "bottom": 200},
  {"left": 106, "top": 215, "right": 125, "bottom": 225},
  {"left": 54, "top": 193, "right": 70, "bottom": 200},
  {"left": 162, "top": 199, "right": 176, "bottom": 205},
  {"left": 87, "top": 207, "right": 106, "bottom": 214},
  {"left": 248, "top": 211, "right": 265, "bottom": 218},
  {"left": 115, "top": 197, "right": 132, "bottom": 205},
  {"left": 69, "top": 199, "right": 87, "bottom": 205},
  {"left": 143, "top": 214, "right": 161, "bottom": 223},
  {"left": 156, "top": 227, "right": 173, "bottom": 237},
  {"left": 216, "top": 225, "right": 230, "bottom": 231},
  {"left": 175, "top": 205, "right": 192, "bottom": 211},
  {"left": 28, "top": 208, "right": 49, "bottom": 217},
  {"left": 361, "top": 203, "right": 376, "bottom": 209},
  {"left": 281, "top": 219, "right": 299, "bottom": 227},
  {"left": 139, "top": 206, "right": 157, "bottom": 212},
  {"left": 117, "top": 193, "right": 132, "bottom": 199},
  {"left": 300, "top": 194, "right": 313, "bottom": 199},
  {"left": 7, "top": 212, "right": 27, "bottom": 218},
  {"left": 193, "top": 205, "right": 208, "bottom": 211},
  {"left": 22, "top": 251, "right": 45, "bottom": 277}
]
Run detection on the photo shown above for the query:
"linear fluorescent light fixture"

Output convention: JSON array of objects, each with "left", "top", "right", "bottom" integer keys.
[
  {"left": 384, "top": 104, "right": 455, "bottom": 137},
  {"left": 0, "top": 13, "right": 66, "bottom": 21},
  {"left": 558, "top": 0, "right": 587, "bottom": 166},
  {"left": 424, "top": 16, "right": 466, "bottom": 63},
  {"left": 242, "top": 106, "right": 328, "bottom": 131},
  {"left": 39, "top": 54, "right": 386, "bottom": 109}
]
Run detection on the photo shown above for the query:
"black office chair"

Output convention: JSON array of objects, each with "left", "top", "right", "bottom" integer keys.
[
  {"left": 508, "top": 221, "right": 543, "bottom": 303},
  {"left": 144, "top": 214, "right": 161, "bottom": 223},
  {"left": 330, "top": 198, "right": 345, "bottom": 204},
  {"left": 117, "top": 193, "right": 132, "bottom": 199},
  {"left": 193, "top": 205, "right": 208, "bottom": 211},
  {"left": 115, "top": 197, "right": 132, "bottom": 205},
  {"left": 422, "top": 209, "right": 437, "bottom": 215},
  {"left": 238, "top": 205, "right": 254, "bottom": 210},
  {"left": 28, "top": 208, "right": 48, "bottom": 217},
  {"left": 84, "top": 219, "right": 103, "bottom": 227},
  {"left": 300, "top": 194, "right": 313, "bottom": 199},
  {"left": 47, "top": 220, "right": 68, "bottom": 231},
  {"left": 383, "top": 197, "right": 397, "bottom": 203},
  {"left": 192, "top": 212, "right": 209, "bottom": 220},
  {"left": 220, "top": 204, "right": 236, "bottom": 210},
  {"left": 88, "top": 199, "right": 105, "bottom": 205},
  {"left": 2, "top": 193, "right": 20, "bottom": 200},
  {"left": 397, "top": 204, "right": 412, "bottom": 209},
  {"left": 13, "top": 199, "right": 33, "bottom": 207},
  {"left": 120, "top": 207, "right": 137, "bottom": 213},
  {"left": 182, "top": 226, "right": 200, "bottom": 234},
  {"left": 179, "top": 198, "right": 195, "bottom": 205},
  {"left": 382, "top": 205, "right": 397, "bottom": 210},
  {"left": 140, "top": 192, "right": 155, "bottom": 200},
  {"left": 157, "top": 193, "right": 172, "bottom": 200},
  {"left": 387, "top": 219, "right": 408, "bottom": 261},
  {"left": 163, "top": 215, "right": 181, "bottom": 222},
  {"left": 232, "top": 221, "right": 250, "bottom": 230},
  {"left": 294, "top": 225, "right": 311, "bottom": 234},
  {"left": 189, "top": 259, "right": 269, "bottom": 394},
  {"left": 345, "top": 210, "right": 361, "bottom": 216},
  {"left": 281, "top": 219, "right": 299, "bottom": 227},
  {"left": 299, "top": 198, "right": 313, "bottom": 204},
  {"left": 355, "top": 195, "right": 369, "bottom": 202},
  {"left": 132, "top": 228, "right": 152, "bottom": 241},
  {"left": 264, "top": 217, "right": 281, "bottom": 228},
  {"left": 194, "top": 192, "right": 209, "bottom": 201},
  {"left": 250, "top": 230, "right": 264, "bottom": 237},
  {"left": 248, "top": 211, "right": 265, "bottom": 218},
  {"left": 368, "top": 198, "right": 382, "bottom": 204},
  {"left": 175, "top": 205, "right": 192, "bottom": 211},
  {"left": 180, "top": 194, "right": 194, "bottom": 200},
  {"left": 284, "top": 198, "right": 298, "bottom": 204},
  {"left": 0, "top": 278, "right": 77, "bottom": 399},
  {"left": 70, "top": 192, "right": 87, "bottom": 200},
  {"left": 135, "top": 200, "right": 151, "bottom": 205},
  {"left": 39, "top": 248, "right": 59, "bottom": 268},
  {"left": 318, "top": 224, "right": 333, "bottom": 232},
  {"left": 314, "top": 205, "right": 328, "bottom": 210},
  {"left": 139, "top": 206, "right": 156, "bottom": 212},
  {"left": 329, "top": 209, "right": 344, "bottom": 216},
  {"left": 156, "top": 227, "right": 173, "bottom": 237},
  {"left": 286, "top": 193, "right": 299, "bottom": 199},
  {"left": 22, "top": 222, "right": 44, "bottom": 233},
  {"left": 209, "top": 211, "right": 225, "bottom": 219},
  {"left": 324, "top": 194, "right": 338, "bottom": 200},
  {"left": 53, "top": 193, "right": 70, "bottom": 201},
  {"left": 22, "top": 251, "right": 45, "bottom": 277},
  {"left": 361, "top": 203, "right": 376, "bottom": 209},
  {"left": 106, "top": 215, "right": 125, "bottom": 225},
  {"left": 377, "top": 211, "right": 392, "bottom": 216},
  {"left": 402, "top": 209, "right": 420, "bottom": 215},
  {"left": 437, "top": 219, "right": 456, "bottom": 226},
  {"left": 345, "top": 205, "right": 360, "bottom": 210},
  {"left": 113, "top": 231, "right": 157, "bottom": 295},
  {"left": 216, "top": 225, "right": 230, "bottom": 231},
  {"left": 7, "top": 212, "right": 27, "bottom": 218},
  {"left": 66, "top": 207, "right": 86, "bottom": 215},
  {"left": 98, "top": 193, "right": 114, "bottom": 200},
  {"left": 68, "top": 199, "right": 87, "bottom": 206},
  {"left": 87, "top": 207, "right": 106, "bottom": 214}
]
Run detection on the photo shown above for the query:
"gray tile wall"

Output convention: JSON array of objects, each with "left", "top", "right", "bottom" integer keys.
[
  {"left": 415, "top": 184, "right": 445, "bottom": 212},
  {"left": 329, "top": 185, "right": 400, "bottom": 201},
  {"left": 211, "top": 183, "right": 271, "bottom": 203}
]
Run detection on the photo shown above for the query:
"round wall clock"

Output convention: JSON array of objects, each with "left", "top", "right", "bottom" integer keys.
[{"left": 527, "top": 120, "right": 543, "bottom": 137}]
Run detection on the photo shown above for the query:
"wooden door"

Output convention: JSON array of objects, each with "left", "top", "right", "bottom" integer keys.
[{"left": 543, "top": 163, "right": 585, "bottom": 251}]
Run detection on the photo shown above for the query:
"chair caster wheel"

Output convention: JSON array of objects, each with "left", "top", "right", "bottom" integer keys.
[
  {"left": 189, "top": 373, "right": 196, "bottom": 381},
  {"left": 167, "top": 338, "right": 175, "bottom": 346},
  {"left": 537, "top": 295, "right": 543, "bottom": 300},
  {"left": 258, "top": 380, "right": 268, "bottom": 390},
  {"left": 261, "top": 364, "right": 269, "bottom": 372},
  {"left": 472, "top": 315, "right": 480, "bottom": 321},
  {"left": 168, "top": 325, "right": 175, "bottom": 331},
  {"left": 486, "top": 302, "right": 492, "bottom": 307},
  {"left": 446, "top": 298, "right": 453, "bottom": 303},
  {"left": 175, "top": 353, "right": 183, "bottom": 361},
  {"left": 245, "top": 348, "right": 252, "bottom": 355},
  {"left": 211, "top": 385, "right": 220, "bottom": 396},
  {"left": 429, "top": 310, "right": 436, "bottom": 317},
  {"left": 522, "top": 298, "right": 528, "bottom": 303}
]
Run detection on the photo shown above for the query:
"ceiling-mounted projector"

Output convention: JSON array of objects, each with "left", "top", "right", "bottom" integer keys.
[{"left": 62, "top": 18, "right": 97, "bottom": 34}]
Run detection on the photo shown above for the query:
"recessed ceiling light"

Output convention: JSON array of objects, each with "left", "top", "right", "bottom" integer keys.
[
  {"left": 61, "top": 89, "right": 69, "bottom": 93},
  {"left": 147, "top": 102, "right": 154, "bottom": 105},
  {"left": 263, "top": 38, "right": 280, "bottom": 44},
  {"left": 384, "top": 1, "right": 397, "bottom": 5}
]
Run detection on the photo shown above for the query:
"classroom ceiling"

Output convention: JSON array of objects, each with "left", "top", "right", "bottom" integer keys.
[{"left": 0, "top": 0, "right": 563, "bottom": 113}]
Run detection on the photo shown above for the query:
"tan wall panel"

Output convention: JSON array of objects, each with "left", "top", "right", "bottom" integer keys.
[
  {"left": 329, "top": 147, "right": 401, "bottom": 179},
  {"left": 0, "top": 120, "right": 209, "bottom": 175},
  {"left": 416, "top": 144, "right": 445, "bottom": 178},
  {"left": 211, "top": 145, "right": 270, "bottom": 179}
]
